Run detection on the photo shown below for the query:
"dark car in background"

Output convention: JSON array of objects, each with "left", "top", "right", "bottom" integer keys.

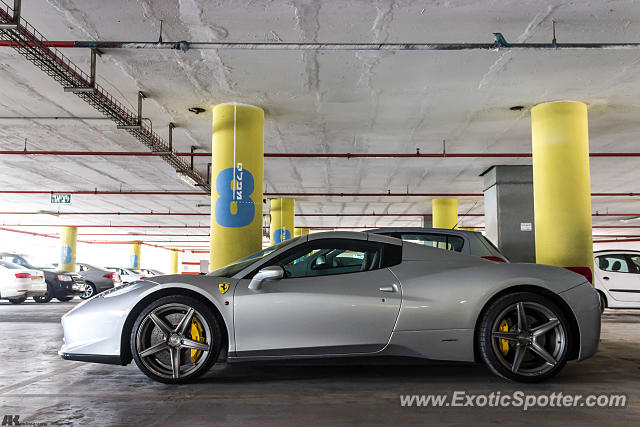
[
  {"left": 366, "top": 227, "right": 509, "bottom": 262},
  {"left": 76, "top": 262, "right": 121, "bottom": 299},
  {"left": 0, "top": 253, "right": 86, "bottom": 302}
]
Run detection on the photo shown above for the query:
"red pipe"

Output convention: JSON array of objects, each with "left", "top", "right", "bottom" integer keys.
[
  {"left": 0, "top": 190, "right": 638, "bottom": 197},
  {"left": 2, "top": 211, "right": 639, "bottom": 217},
  {"left": 594, "top": 238, "right": 640, "bottom": 243},
  {"left": 2, "top": 150, "right": 640, "bottom": 158}
]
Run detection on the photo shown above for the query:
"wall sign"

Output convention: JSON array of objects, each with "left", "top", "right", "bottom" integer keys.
[{"left": 50, "top": 193, "right": 71, "bottom": 204}]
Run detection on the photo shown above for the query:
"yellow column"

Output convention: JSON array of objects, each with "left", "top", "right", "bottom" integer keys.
[
  {"left": 270, "top": 198, "right": 295, "bottom": 245},
  {"left": 531, "top": 101, "right": 593, "bottom": 281},
  {"left": 294, "top": 227, "right": 310, "bottom": 238},
  {"left": 59, "top": 226, "right": 77, "bottom": 272},
  {"left": 129, "top": 242, "right": 141, "bottom": 269},
  {"left": 432, "top": 198, "right": 458, "bottom": 229},
  {"left": 169, "top": 250, "right": 179, "bottom": 274},
  {"left": 210, "top": 103, "right": 264, "bottom": 270}
]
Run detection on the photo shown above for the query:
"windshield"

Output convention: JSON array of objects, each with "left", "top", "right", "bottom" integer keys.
[
  {"left": 20, "top": 255, "right": 55, "bottom": 269},
  {"left": 208, "top": 239, "right": 298, "bottom": 278},
  {"left": 0, "top": 260, "right": 22, "bottom": 269}
]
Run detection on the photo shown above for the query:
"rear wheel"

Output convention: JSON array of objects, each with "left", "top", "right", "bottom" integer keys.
[
  {"left": 597, "top": 291, "right": 607, "bottom": 314},
  {"left": 8, "top": 296, "right": 27, "bottom": 304},
  {"left": 478, "top": 292, "right": 571, "bottom": 383},
  {"left": 34, "top": 289, "right": 52, "bottom": 303},
  {"left": 130, "top": 295, "right": 222, "bottom": 384},
  {"left": 57, "top": 296, "right": 74, "bottom": 302},
  {"left": 81, "top": 282, "right": 97, "bottom": 299}
]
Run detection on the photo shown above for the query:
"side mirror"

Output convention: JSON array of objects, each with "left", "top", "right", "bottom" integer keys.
[{"left": 248, "top": 265, "right": 284, "bottom": 291}]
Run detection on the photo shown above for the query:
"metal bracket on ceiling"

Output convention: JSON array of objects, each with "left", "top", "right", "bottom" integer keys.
[
  {"left": 190, "top": 145, "right": 198, "bottom": 170},
  {"left": 0, "top": 0, "right": 20, "bottom": 30},
  {"left": 64, "top": 48, "right": 98, "bottom": 93},
  {"left": 117, "top": 91, "right": 145, "bottom": 130},
  {"left": 492, "top": 32, "right": 510, "bottom": 49},
  {"left": 551, "top": 20, "right": 558, "bottom": 48}
]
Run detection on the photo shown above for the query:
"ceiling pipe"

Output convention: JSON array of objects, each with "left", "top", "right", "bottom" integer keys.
[
  {"left": 1, "top": 211, "right": 639, "bottom": 218},
  {"left": 3, "top": 39, "right": 640, "bottom": 51},
  {"left": 2, "top": 150, "right": 640, "bottom": 158},
  {"left": 0, "top": 190, "right": 638, "bottom": 197}
]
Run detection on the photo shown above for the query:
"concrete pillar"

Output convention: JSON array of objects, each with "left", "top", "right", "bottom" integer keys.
[
  {"left": 59, "top": 226, "right": 77, "bottom": 272},
  {"left": 483, "top": 165, "right": 535, "bottom": 263},
  {"left": 210, "top": 103, "right": 264, "bottom": 270},
  {"left": 531, "top": 101, "right": 593, "bottom": 281},
  {"left": 294, "top": 227, "right": 309, "bottom": 238},
  {"left": 432, "top": 198, "right": 458, "bottom": 229},
  {"left": 170, "top": 250, "right": 179, "bottom": 274},
  {"left": 129, "top": 242, "right": 141, "bottom": 269},
  {"left": 270, "top": 198, "right": 295, "bottom": 245}
]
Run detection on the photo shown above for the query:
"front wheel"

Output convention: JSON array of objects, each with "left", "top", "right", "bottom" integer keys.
[
  {"left": 478, "top": 292, "right": 571, "bottom": 383},
  {"left": 130, "top": 295, "right": 222, "bottom": 384},
  {"left": 57, "top": 296, "right": 74, "bottom": 302},
  {"left": 8, "top": 296, "right": 27, "bottom": 304}
]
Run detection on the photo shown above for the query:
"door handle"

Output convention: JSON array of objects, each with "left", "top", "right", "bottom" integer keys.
[
  {"left": 379, "top": 284, "right": 398, "bottom": 293},
  {"left": 603, "top": 276, "right": 610, "bottom": 280}
]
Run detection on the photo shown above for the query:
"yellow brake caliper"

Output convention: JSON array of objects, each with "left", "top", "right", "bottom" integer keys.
[
  {"left": 499, "top": 319, "right": 510, "bottom": 356},
  {"left": 190, "top": 317, "right": 205, "bottom": 363}
]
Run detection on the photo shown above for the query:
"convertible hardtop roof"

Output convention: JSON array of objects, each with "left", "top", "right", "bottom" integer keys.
[
  {"left": 366, "top": 227, "right": 482, "bottom": 236},
  {"left": 594, "top": 249, "right": 640, "bottom": 254},
  {"left": 303, "top": 230, "right": 402, "bottom": 245}
]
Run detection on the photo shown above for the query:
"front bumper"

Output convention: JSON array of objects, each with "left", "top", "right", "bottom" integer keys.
[
  {"left": 559, "top": 282, "right": 601, "bottom": 361},
  {"left": 59, "top": 281, "right": 151, "bottom": 362}
]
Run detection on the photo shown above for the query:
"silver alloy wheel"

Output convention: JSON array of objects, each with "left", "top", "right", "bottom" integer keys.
[
  {"left": 490, "top": 301, "right": 567, "bottom": 377},
  {"left": 135, "top": 303, "right": 212, "bottom": 380},
  {"left": 82, "top": 283, "right": 95, "bottom": 299}
]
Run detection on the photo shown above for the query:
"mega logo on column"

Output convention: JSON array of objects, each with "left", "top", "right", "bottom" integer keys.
[{"left": 215, "top": 162, "right": 255, "bottom": 228}]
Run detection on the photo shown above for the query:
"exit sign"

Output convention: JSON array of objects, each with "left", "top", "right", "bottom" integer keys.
[{"left": 50, "top": 193, "right": 71, "bottom": 204}]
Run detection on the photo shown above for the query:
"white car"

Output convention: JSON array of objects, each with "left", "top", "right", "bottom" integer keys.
[
  {"left": 105, "top": 267, "right": 150, "bottom": 284},
  {"left": 594, "top": 250, "right": 640, "bottom": 311},
  {"left": 0, "top": 259, "right": 47, "bottom": 304}
]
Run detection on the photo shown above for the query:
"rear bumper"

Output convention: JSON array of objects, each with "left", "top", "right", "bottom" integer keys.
[{"left": 559, "top": 282, "right": 601, "bottom": 361}]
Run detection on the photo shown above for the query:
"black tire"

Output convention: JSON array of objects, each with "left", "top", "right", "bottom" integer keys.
[
  {"left": 130, "top": 295, "right": 222, "bottom": 384},
  {"left": 478, "top": 292, "right": 571, "bottom": 383},
  {"left": 57, "top": 296, "right": 74, "bottom": 302},
  {"left": 597, "top": 291, "right": 607, "bottom": 314},
  {"left": 81, "top": 282, "right": 97, "bottom": 300},
  {"left": 8, "top": 296, "right": 27, "bottom": 304},
  {"left": 34, "top": 288, "right": 52, "bottom": 303}
]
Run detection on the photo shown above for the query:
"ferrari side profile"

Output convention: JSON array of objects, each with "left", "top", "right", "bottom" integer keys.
[{"left": 59, "top": 231, "right": 600, "bottom": 384}]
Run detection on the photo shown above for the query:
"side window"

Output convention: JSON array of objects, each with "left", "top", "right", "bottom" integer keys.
[
  {"left": 597, "top": 255, "right": 631, "bottom": 273},
  {"left": 120, "top": 269, "right": 128, "bottom": 275},
  {"left": 264, "top": 238, "right": 401, "bottom": 279},
  {"left": 12, "top": 257, "right": 26, "bottom": 267},
  {"left": 628, "top": 255, "right": 640, "bottom": 274},
  {"left": 398, "top": 233, "right": 464, "bottom": 252}
]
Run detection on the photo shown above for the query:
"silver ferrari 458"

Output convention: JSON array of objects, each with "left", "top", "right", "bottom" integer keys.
[{"left": 59, "top": 231, "right": 600, "bottom": 384}]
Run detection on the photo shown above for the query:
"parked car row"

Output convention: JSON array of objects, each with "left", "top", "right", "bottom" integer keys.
[{"left": 0, "top": 252, "right": 165, "bottom": 304}]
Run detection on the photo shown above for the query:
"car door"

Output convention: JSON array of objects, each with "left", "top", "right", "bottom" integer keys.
[
  {"left": 595, "top": 254, "right": 640, "bottom": 302},
  {"left": 233, "top": 238, "right": 402, "bottom": 357}
]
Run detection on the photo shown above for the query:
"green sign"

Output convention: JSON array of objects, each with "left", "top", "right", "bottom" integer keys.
[{"left": 50, "top": 193, "right": 71, "bottom": 204}]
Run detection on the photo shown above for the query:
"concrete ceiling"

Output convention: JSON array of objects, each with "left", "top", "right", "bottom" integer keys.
[{"left": 2, "top": 0, "right": 640, "bottom": 250}]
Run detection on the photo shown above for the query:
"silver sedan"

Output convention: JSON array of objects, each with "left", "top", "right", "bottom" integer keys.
[{"left": 59, "top": 231, "right": 600, "bottom": 384}]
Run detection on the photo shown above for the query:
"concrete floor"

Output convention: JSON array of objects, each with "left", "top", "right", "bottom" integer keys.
[{"left": 0, "top": 300, "right": 638, "bottom": 427}]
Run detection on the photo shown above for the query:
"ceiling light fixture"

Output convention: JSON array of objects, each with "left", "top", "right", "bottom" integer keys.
[
  {"left": 509, "top": 105, "right": 525, "bottom": 111},
  {"left": 620, "top": 216, "right": 640, "bottom": 222},
  {"left": 176, "top": 170, "right": 199, "bottom": 187},
  {"left": 188, "top": 107, "right": 206, "bottom": 115}
]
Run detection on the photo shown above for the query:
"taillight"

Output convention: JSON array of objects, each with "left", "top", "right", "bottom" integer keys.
[
  {"left": 140, "top": 276, "right": 149, "bottom": 280},
  {"left": 15, "top": 273, "right": 31, "bottom": 278},
  {"left": 564, "top": 266, "right": 593, "bottom": 283},
  {"left": 103, "top": 273, "right": 114, "bottom": 279},
  {"left": 482, "top": 256, "right": 506, "bottom": 263}
]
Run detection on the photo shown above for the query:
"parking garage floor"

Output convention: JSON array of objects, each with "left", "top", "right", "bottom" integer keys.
[{"left": 0, "top": 301, "right": 638, "bottom": 426}]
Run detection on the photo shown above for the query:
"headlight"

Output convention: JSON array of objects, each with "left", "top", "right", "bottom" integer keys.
[{"left": 57, "top": 275, "right": 73, "bottom": 281}]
